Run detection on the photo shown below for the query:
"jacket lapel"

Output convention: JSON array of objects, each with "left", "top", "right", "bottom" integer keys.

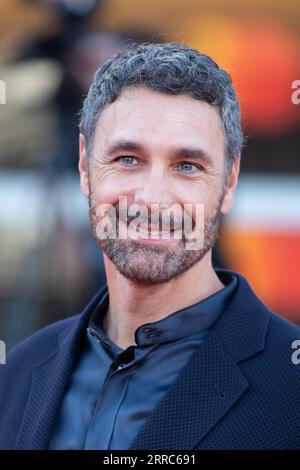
[
  {"left": 15, "top": 289, "right": 105, "bottom": 450},
  {"left": 130, "top": 271, "right": 270, "bottom": 450},
  {"left": 130, "top": 331, "right": 249, "bottom": 450}
]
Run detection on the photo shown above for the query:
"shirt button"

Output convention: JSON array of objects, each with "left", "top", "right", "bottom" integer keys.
[
  {"left": 117, "top": 363, "right": 126, "bottom": 370},
  {"left": 142, "top": 327, "right": 161, "bottom": 338}
]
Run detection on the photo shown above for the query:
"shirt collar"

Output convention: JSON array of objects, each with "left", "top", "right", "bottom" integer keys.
[{"left": 88, "top": 271, "right": 237, "bottom": 348}]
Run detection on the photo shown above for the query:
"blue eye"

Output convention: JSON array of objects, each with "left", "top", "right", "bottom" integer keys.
[
  {"left": 120, "top": 156, "right": 138, "bottom": 165},
  {"left": 178, "top": 162, "right": 199, "bottom": 173}
]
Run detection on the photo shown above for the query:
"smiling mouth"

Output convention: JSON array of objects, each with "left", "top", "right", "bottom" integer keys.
[
  {"left": 117, "top": 217, "right": 184, "bottom": 238},
  {"left": 129, "top": 223, "right": 184, "bottom": 241},
  {"left": 136, "top": 225, "right": 175, "bottom": 236}
]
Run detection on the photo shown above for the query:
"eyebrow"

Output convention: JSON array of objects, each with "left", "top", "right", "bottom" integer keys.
[
  {"left": 105, "top": 140, "right": 214, "bottom": 167},
  {"left": 106, "top": 140, "right": 144, "bottom": 155}
]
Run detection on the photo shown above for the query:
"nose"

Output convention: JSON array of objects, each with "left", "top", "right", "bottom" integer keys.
[{"left": 133, "top": 164, "right": 173, "bottom": 209}]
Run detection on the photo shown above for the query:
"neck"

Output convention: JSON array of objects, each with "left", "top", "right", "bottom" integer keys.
[{"left": 102, "top": 251, "right": 224, "bottom": 349}]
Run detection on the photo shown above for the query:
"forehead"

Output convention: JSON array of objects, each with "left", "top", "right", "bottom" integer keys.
[{"left": 94, "top": 86, "right": 225, "bottom": 158}]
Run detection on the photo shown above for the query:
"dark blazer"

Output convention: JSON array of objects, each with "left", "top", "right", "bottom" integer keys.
[{"left": 1, "top": 270, "right": 300, "bottom": 450}]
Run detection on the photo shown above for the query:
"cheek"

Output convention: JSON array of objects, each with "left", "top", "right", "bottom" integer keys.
[
  {"left": 178, "top": 177, "right": 218, "bottom": 203},
  {"left": 177, "top": 178, "right": 222, "bottom": 221},
  {"left": 90, "top": 164, "right": 132, "bottom": 205}
]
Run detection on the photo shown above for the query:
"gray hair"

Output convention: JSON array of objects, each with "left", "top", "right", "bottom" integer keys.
[{"left": 79, "top": 42, "right": 243, "bottom": 171}]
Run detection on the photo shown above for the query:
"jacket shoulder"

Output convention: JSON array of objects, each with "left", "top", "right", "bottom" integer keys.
[
  {"left": 0, "top": 314, "right": 81, "bottom": 396},
  {"left": 5, "top": 314, "right": 81, "bottom": 368},
  {"left": 1, "top": 287, "right": 104, "bottom": 382},
  {"left": 267, "top": 310, "right": 300, "bottom": 349},
  {"left": 265, "top": 310, "right": 300, "bottom": 374},
  {"left": 241, "top": 309, "right": 300, "bottom": 402}
]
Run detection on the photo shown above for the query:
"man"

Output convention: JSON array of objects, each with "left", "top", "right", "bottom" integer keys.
[{"left": 0, "top": 43, "right": 299, "bottom": 450}]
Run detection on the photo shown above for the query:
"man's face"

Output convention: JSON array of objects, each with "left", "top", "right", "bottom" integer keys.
[{"left": 79, "top": 86, "right": 239, "bottom": 285}]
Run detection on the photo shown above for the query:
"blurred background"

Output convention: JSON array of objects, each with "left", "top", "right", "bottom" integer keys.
[{"left": 0, "top": 0, "right": 299, "bottom": 349}]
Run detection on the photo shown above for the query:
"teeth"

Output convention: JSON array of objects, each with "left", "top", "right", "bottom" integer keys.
[{"left": 137, "top": 226, "right": 171, "bottom": 236}]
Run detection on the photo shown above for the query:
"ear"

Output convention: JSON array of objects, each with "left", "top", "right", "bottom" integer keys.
[
  {"left": 78, "top": 134, "right": 90, "bottom": 198},
  {"left": 220, "top": 156, "right": 240, "bottom": 214}
]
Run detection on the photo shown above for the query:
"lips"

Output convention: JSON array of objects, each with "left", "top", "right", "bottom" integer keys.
[
  {"left": 118, "top": 217, "right": 184, "bottom": 239},
  {"left": 136, "top": 225, "right": 175, "bottom": 236}
]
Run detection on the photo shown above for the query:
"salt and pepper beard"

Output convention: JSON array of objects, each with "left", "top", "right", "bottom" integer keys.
[{"left": 88, "top": 182, "right": 226, "bottom": 286}]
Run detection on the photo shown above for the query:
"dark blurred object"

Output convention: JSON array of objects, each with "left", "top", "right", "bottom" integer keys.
[{"left": 30, "top": 0, "right": 100, "bottom": 18}]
